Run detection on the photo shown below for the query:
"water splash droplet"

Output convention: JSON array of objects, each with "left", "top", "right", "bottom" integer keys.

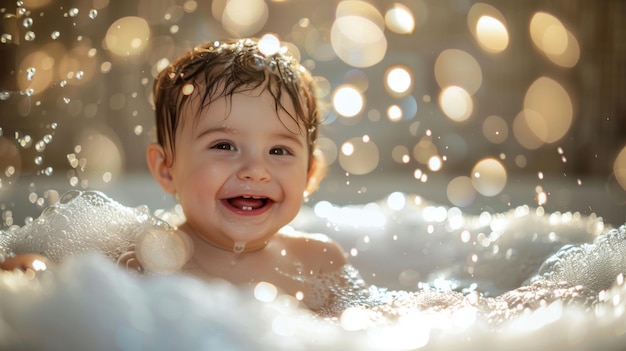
[
  {"left": 88, "top": 9, "right": 98, "bottom": 19},
  {"left": 68, "top": 8, "right": 79, "bottom": 17},
  {"left": 0, "top": 34, "right": 12, "bottom": 44},
  {"left": 51, "top": 31, "right": 60, "bottom": 40},
  {"left": 22, "top": 17, "right": 33, "bottom": 28},
  {"left": 233, "top": 241, "right": 246, "bottom": 254},
  {"left": 24, "top": 31, "right": 35, "bottom": 41},
  {"left": 35, "top": 140, "right": 46, "bottom": 152},
  {"left": 26, "top": 67, "right": 36, "bottom": 80}
]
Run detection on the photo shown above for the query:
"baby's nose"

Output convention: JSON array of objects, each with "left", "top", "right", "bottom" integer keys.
[{"left": 236, "top": 156, "right": 271, "bottom": 182}]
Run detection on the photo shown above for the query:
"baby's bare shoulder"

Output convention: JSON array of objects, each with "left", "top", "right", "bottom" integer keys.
[{"left": 276, "top": 230, "right": 348, "bottom": 272}]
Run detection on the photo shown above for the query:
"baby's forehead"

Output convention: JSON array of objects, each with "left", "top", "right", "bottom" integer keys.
[{"left": 181, "top": 87, "right": 305, "bottom": 135}]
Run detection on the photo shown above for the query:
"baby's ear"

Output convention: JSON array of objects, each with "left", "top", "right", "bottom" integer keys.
[
  {"left": 146, "top": 144, "right": 176, "bottom": 194},
  {"left": 305, "top": 151, "right": 327, "bottom": 196}
]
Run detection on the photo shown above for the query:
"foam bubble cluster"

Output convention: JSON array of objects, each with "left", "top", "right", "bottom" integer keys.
[
  {"left": 0, "top": 190, "right": 189, "bottom": 274},
  {"left": 534, "top": 225, "right": 626, "bottom": 291}
]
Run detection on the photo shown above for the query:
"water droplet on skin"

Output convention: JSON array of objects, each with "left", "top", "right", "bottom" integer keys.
[
  {"left": 233, "top": 241, "right": 246, "bottom": 254},
  {"left": 0, "top": 91, "right": 9, "bottom": 100}
]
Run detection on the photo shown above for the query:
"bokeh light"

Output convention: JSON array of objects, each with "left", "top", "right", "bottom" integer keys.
[
  {"left": 391, "top": 145, "right": 410, "bottom": 164},
  {"left": 523, "top": 76, "right": 573, "bottom": 144},
  {"left": 258, "top": 33, "right": 281, "bottom": 56},
  {"left": 387, "top": 104, "right": 403, "bottom": 122},
  {"left": 331, "top": 1, "right": 387, "bottom": 68},
  {"left": 529, "top": 12, "right": 580, "bottom": 68},
  {"left": 333, "top": 85, "right": 364, "bottom": 117},
  {"left": 17, "top": 50, "right": 55, "bottom": 95},
  {"left": 475, "top": 16, "right": 509, "bottom": 53},
  {"left": 339, "top": 136, "right": 379, "bottom": 175},
  {"left": 104, "top": 16, "right": 150, "bottom": 57},
  {"left": 447, "top": 176, "right": 477, "bottom": 207},
  {"left": 439, "top": 86, "right": 473, "bottom": 122},
  {"left": 74, "top": 129, "right": 124, "bottom": 188},
  {"left": 613, "top": 145, "right": 626, "bottom": 191},
  {"left": 471, "top": 158, "right": 507, "bottom": 197},
  {"left": 221, "top": 0, "right": 269, "bottom": 36},
  {"left": 384, "top": 3, "right": 415, "bottom": 34},
  {"left": 0, "top": 137, "right": 22, "bottom": 186},
  {"left": 385, "top": 65, "right": 413, "bottom": 98},
  {"left": 412, "top": 137, "right": 438, "bottom": 165},
  {"left": 468, "top": 3, "right": 508, "bottom": 54},
  {"left": 434, "top": 49, "right": 482, "bottom": 95},
  {"left": 482, "top": 115, "right": 509, "bottom": 144},
  {"left": 315, "top": 137, "right": 338, "bottom": 166}
]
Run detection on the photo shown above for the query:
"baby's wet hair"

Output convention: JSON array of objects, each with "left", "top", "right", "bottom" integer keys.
[{"left": 153, "top": 37, "right": 320, "bottom": 167}]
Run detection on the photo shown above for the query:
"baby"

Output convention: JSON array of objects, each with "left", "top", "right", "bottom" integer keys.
[
  {"left": 0, "top": 36, "right": 354, "bottom": 314},
  {"left": 146, "top": 37, "right": 350, "bottom": 312}
]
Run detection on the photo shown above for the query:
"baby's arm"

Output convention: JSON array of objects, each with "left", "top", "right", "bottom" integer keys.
[{"left": 0, "top": 253, "right": 50, "bottom": 272}]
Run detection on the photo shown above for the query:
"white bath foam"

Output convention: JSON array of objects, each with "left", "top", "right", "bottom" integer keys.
[
  {"left": 1, "top": 190, "right": 626, "bottom": 350},
  {"left": 0, "top": 254, "right": 268, "bottom": 351},
  {"left": 0, "top": 254, "right": 625, "bottom": 350},
  {"left": 291, "top": 194, "right": 607, "bottom": 295},
  {"left": 0, "top": 190, "right": 190, "bottom": 274},
  {"left": 534, "top": 225, "right": 626, "bottom": 291}
]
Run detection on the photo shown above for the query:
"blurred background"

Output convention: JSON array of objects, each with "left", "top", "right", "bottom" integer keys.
[{"left": 1, "top": 0, "right": 626, "bottom": 227}]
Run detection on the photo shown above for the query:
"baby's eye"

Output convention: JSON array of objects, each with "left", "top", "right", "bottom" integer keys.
[
  {"left": 269, "top": 147, "right": 292, "bottom": 156},
  {"left": 211, "top": 142, "right": 236, "bottom": 151}
]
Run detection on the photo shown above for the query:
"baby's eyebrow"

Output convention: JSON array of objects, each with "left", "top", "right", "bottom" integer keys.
[
  {"left": 272, "top": 131, "right": 306, "bottom": 147},
  {"left": 194, "top": 125, "right": 233, "bottom": 139}
]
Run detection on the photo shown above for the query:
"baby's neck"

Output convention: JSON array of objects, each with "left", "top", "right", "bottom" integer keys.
[{"left": 178, "top": 222, "right": 269, "bottom": 254}]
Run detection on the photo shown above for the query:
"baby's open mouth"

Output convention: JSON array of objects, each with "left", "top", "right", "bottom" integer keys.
[{"left": 226, "top": 196, "right": 270, "bottom": 211}]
